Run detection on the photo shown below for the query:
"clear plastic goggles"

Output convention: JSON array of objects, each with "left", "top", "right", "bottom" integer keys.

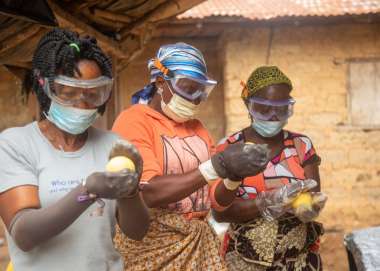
[
  {"left": 43, "top": 75, "right": 113, "bottom": 107},
  {"left": 248, "top": 97, "right": 295, "bottom": 121},
  {"left": 167, "top": 74, "right": 217, "bottom": 102}
]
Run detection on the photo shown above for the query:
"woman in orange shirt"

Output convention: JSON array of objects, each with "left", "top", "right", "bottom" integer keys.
[
  {"left": 213, "top": 66, "right": 327, "bottom": 270},
  {"left": 112, "top": 43, "right": 270, "bottom": 270}
]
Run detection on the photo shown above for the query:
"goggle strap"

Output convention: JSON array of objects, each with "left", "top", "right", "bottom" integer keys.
[
  {"left": 153, "top": 58, "right": 174, "bottom": 77},
  {"left": 240, "top": 80, "right": 249, "bottom": 99}
]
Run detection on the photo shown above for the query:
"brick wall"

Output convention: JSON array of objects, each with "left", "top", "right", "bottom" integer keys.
[{"left": 221, "top": 22, "right": 380, "bottom": 270}]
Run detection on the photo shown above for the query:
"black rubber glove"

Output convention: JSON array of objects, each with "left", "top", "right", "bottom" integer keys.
[{"left": 211, "top": 142, "right": 270, "bottom": 181}]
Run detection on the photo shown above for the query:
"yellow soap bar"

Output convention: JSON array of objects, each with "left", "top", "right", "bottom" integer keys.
[
  {"left": 106, "top": 156, "right": 135, "bottom": 173},
  {"left": 292, "top": 192, "right": 312, "bottom": 209}
]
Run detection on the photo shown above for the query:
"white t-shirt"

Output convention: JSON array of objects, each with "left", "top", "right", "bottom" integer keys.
[{"left": 0, "top": 122, "right": 123, "bottom": 271}]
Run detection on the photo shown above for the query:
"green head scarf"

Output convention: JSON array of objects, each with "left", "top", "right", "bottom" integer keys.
[{"left": 241, "top": 66, "right": 293, "bottom": 100}]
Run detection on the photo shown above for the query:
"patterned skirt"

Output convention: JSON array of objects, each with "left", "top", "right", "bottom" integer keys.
[
  {"left": 224, "top": 215, "right": 323, "bottom": 271},
  {"left": 114, "top": 209, "right": 227, "bottom": 271}
]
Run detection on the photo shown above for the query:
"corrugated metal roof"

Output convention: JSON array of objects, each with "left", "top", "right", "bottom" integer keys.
[{"left": 178, "top": 0, "right": 380, "bottom": 21}]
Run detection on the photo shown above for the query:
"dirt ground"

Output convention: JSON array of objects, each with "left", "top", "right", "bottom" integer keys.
[{"left": 320, "top": 231, "right": 349, "bottom": 270}]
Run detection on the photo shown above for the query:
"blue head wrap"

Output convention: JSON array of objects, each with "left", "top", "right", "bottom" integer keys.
[{"left": 131, "top": 42, "right": 213, "bottom": 104}]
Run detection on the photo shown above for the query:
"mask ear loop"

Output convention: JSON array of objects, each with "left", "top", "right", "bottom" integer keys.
[
  {"left": 153, "top": 58, "right": 174, "bottom": 103},
  {"left": 158, "top": 81, "right": 176, "bottom": 108},
  {"left": 37, "top": 74, "right": 52, "bottom": 120},
  {"left": 38, "top": 75, "right": 52, "bottom": 100},
  {"left": 241, "top": 80, "right": 254, "bottom": 120}
]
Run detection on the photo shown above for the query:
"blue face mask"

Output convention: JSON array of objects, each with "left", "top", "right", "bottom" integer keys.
[
  {"left": 46, "top": 101, "right": 99, "bottom": 135},
  {"left": 252, "top": 118, "right": 287, "bottom": 138}
]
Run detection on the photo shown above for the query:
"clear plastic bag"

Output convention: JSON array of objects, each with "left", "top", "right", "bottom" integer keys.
[
  {"left": 291, "top": 192, "right": 328, "bottom": 223},
  {"left": 255, "top": 179, "right": 319, "bottom": 221}
]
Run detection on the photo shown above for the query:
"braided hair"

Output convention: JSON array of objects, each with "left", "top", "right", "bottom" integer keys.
[{"left": 26, "top": 28, "right": 113, "bottom": 119}]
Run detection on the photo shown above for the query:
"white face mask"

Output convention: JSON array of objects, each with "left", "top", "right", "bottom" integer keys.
[{"left": 158, "top": 87, "right": 200, "bottom": 123}]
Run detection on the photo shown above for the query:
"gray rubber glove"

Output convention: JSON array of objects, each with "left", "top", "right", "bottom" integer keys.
[
  {"left": 211, "top": 143, "right": 270, "bottom": 181},
  {"left": 85, "top": 139, "right": 143, "bottom": 199},
  {"left": 85, "top": 171, "right": 139, "bottom": 199},
  {"left": 255, "top": 179, "right": 318, "bottom": 221},
  {"left": 108, "top": 139, "right": 143, "bottom": 180}
]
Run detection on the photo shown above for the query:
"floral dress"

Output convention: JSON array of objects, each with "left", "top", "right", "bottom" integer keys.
[{"left": 217, "top": 130, "right": 324, "bottom": 271}]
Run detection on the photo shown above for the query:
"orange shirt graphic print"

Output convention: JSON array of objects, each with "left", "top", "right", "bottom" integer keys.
[{"left": 161, "top": 135, "right": 210, "bottom": 214}]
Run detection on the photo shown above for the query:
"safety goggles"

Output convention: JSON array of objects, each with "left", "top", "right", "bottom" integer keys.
[
  {"left": 42, "top": 75, "right": 113, "bottom": 107},
  {"left": 167, "top": 74, "right": 216, "bottom": 101},
  {"left": 153, "top": 58, "right": 217, "bottom": 101},
  {"left": 248, "top": 97, "right": 295, "bottom": 121}
]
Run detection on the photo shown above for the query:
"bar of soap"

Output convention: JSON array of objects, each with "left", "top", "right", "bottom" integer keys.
[
  {"left": 292, "top": 192, "right": 312, "bottom": 209},
  {"left": 106, "top": 156, "right": 135, "bottom": 173}
]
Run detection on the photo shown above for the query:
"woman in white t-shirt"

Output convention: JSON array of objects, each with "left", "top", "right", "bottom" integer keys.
[{"left": 0, "top": 28, "right": 149, "bottom": 271}]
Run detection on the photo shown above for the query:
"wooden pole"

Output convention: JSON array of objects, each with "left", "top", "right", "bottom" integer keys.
[
  {"left": 119, "top": 0, "right": 204, "bottom": 40},
  {"left": 93, "top": 8, "right": 133, "bottom": 24},
  {"left": 0, "top": 25, "right": 41, "bottom": 55},
  {"left": 82, "top": 8, "right": 125, "bottom": 30},
  {"left": 47, "top": 0, "right": 129, "bottom": 59}
]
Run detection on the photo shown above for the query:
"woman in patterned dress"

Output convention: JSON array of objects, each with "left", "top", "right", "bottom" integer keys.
[{"left": 213, "top": 66, "right": 326, "bottom": 271}]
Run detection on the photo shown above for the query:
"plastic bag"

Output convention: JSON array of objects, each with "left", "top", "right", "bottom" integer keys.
[
  {"left": 255, "top": 179, "right": 318, "bottom": 221},
  {"left": 291, "top": 192, "right": 328, "bottom": 223}
]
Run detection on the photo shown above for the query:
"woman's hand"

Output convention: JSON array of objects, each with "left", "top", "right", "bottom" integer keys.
[
  {"left": 292, "top": 192, "right": 328, "bottom": 223},
  {"left": 211, "top": 143, "right": 270, "bottom": 181},
  {"left": 255, "top": 179, "right": 317, "bottom": 221},
  {"left": 86, "top": 139, "right": 143, "bottom": 199},
  {"left": 106, "top": 140, "right": 149, "bottom": 240},
  {"left": 108, "top": 139, "right": 144, "bottom": 179},
  {"left": 85, "top": 171, "right": 139, "bottom": 199}
]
